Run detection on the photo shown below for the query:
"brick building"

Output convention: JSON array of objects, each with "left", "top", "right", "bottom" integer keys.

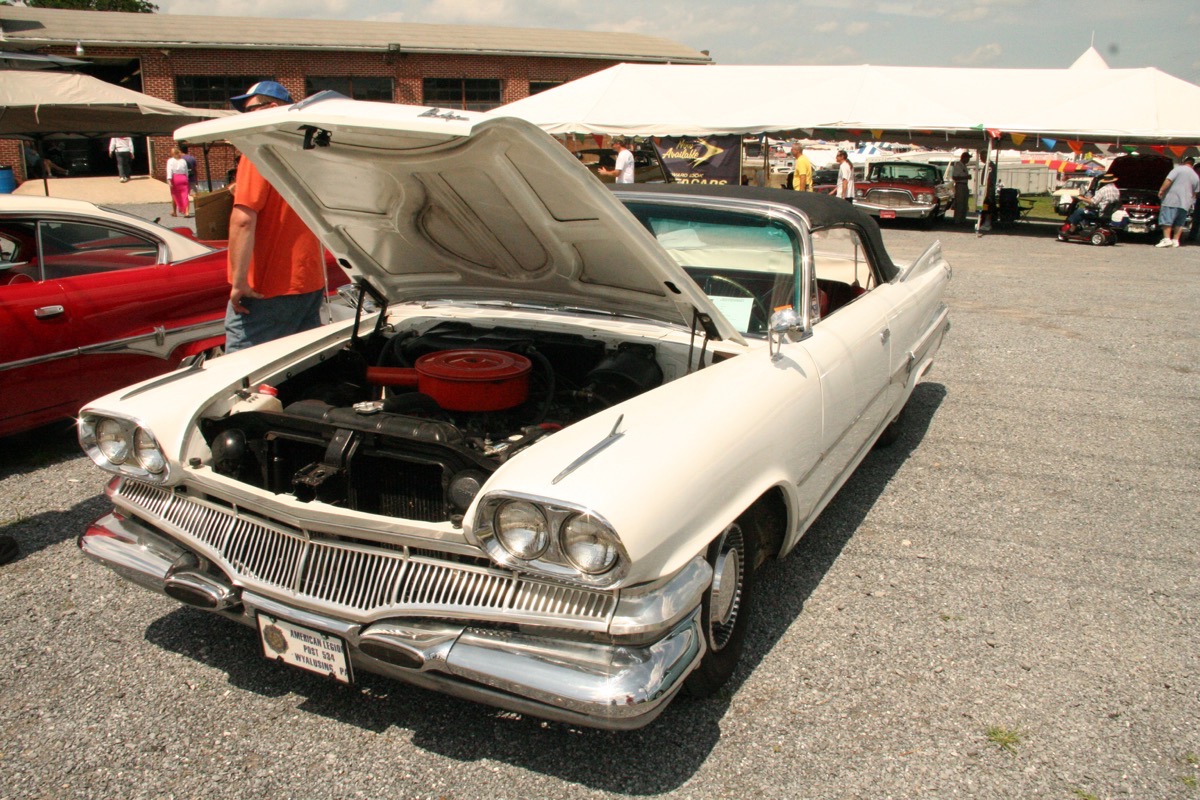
[{"left": 0, "top": 7, "right": 709, "bottom": 186}]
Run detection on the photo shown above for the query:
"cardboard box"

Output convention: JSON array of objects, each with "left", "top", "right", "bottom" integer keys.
[{"left": 194, "top": 188, "right": 233, "bottom": 240}]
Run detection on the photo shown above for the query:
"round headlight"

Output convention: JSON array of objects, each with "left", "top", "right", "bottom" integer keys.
[
  {"left": 134, "top": 428, "right": 165, "bottom": 474},
  {"left": 95, "top": 418, "right": 130, "bottom": 465},
  {"left": 494, "top": 501, "right": 549, "bottom": 560},
  {"left": 561, "top": 514, "right": 619, "bottom": 574}
]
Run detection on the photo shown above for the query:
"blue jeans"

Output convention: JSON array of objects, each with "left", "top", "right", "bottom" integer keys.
[
  {"left": 224, "top": 290, "right": 324, "bottom": 353},
  {"left": 1158, "top": 205, "right": 1188, "bottom": 229}
]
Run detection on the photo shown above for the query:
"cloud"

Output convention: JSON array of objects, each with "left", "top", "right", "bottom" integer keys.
[
  {"left": 954, "top": 42, "right": 1002, "bottom": 66},
  {"left": 946, "top": 6, "right": 991, "bottom": 22},
  {"left": 814, "top": 21, "right": 839, "bottom": 34},
  {"left": 845, "top": 21, "right": 870, "bottom": 35}
]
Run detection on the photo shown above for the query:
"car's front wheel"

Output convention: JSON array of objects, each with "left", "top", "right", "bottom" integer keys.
[{"left": 683, "top": 510, "right": 760, "bottom": 697}]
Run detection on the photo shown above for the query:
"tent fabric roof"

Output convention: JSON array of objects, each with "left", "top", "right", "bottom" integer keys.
[
  {"left": 491, "top": 62, "right": 1200, "bottom": 149},
  {"left": 0, "top": 7, "right": 711, "bottom": 64},
  {"left": 1070, "top": 47, "right": 1110, "bottom": 70},
  {"left": 0, "top": 71, "right": 226, "bottom": 135}
]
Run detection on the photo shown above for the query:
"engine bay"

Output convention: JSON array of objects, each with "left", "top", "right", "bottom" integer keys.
[{"left": 199, "top": 321, "right": 667, "bottom": 524}]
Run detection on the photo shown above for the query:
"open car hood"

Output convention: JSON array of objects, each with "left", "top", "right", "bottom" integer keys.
[
  {"left": 176, "top": 97, "right": 742, "bottom": 343},
  {"left": 1105, "top": 154, "right": 1172, "bottom": 192}
]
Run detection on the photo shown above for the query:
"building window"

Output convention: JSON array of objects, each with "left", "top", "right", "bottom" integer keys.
[
  {"left": 529, "top": 81, "right": 563, "bottom": 95},
  {"left": 305, "top": 77, "right": 394, "bottom": 102},
  {"left": 175, "top": 76, "right": 271, "bottom": 109},
  {"left": 422, "top": 78, "right": 502, "bottom": 111}
]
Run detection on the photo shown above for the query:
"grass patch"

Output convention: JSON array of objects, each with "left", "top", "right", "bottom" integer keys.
[
  {"left": 1181, "top": 775, "right": 1198, "bottom": 789},
  {"left": 1070, "top": 790, "right": 1099, "bottom": 800},
  {"left": 985, "top": 725, "right": 1022, "bottom": 755},
  {"left": 1021, "top": 194, "right": 1063, "bottom": 221}
]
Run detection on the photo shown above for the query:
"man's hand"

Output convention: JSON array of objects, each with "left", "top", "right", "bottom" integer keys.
[{"left": 229, "top": 283, "right": 263, "bottom": 315}]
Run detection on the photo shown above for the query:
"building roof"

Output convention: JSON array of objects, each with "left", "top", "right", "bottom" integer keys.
[{"left": 0, "top": 7, "right": 711, "bottom": 64}]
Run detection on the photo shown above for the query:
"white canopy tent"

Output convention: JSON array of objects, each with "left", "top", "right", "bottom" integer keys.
[{"left": 490, "top": 60, "right": 1200, "bottom": 153}]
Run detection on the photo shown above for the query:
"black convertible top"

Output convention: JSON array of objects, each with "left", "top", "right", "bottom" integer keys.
[{"left": 612, "top": 183, "right": 901, "bottom": 282}]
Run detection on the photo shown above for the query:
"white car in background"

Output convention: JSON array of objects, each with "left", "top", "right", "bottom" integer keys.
[
  {"left": 76, "top": 98, "right": 951, "bottom": 729},
  {"left": 1053, "top": 175, "right": 1097, "bottom": 215}
]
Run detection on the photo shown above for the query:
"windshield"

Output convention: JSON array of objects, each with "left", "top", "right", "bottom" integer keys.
[
  {"left": 871, "top": 163, "right": 941, "bottom": 183},
  {"left": 624, "top": 203, "right": 800, "bottom": 337}
]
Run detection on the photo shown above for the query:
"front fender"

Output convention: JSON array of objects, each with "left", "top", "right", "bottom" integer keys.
[{"left": 467, "top": 345, "right": 823, "bottom": 586}]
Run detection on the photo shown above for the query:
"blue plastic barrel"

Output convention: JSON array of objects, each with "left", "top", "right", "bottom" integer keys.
[{"left": 0, "top": 166, "right": 15, "bottom": 194}]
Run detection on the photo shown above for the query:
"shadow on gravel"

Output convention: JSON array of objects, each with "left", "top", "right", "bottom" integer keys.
[
  {"left": 142, "top": 384, "right": 947, "bottom": 794},
  {"left": 0, "top": 420, "right": 82, "bottom": 478},
  {"left": 0, "top": 421, "right": 104, "bottom": 561},
  {"left": 882, "top": 216, "right": 1068, "bottom": 241},
  {"left": 0, "top": 492, "right": 110, "bottom": 560}
]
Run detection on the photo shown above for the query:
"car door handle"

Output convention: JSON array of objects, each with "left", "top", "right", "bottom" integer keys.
[
  {"left": 879, "top": 327, "right": 891, "bottom": 344},
  {"left": 34, "top": 305, "right": 65, "bottom": 319}
]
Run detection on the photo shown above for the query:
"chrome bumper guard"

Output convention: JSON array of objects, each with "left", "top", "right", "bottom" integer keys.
[
  {"left": 79, "top": 512, "right": 706, "bottom": 730},
  {"left": 854, "top": 202, "right": 936, "bottom": 218}
]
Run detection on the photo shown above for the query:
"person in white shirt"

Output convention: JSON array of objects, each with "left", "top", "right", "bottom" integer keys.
[
  {"left": 165, "top": 146, "right": 191, "bottom": 216},
  {"left": 835, "top": 150, "right": 855, "bottom": 201},
  {"left": 599, "top": 138, "right": 636, "bottom": 184},
  {"left": 109, "top": 136, "right": 134, "bottom": 182}
]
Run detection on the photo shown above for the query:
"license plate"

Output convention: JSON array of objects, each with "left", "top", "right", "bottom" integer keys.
[
  {"left": 1127, "top": 224, "right": 1147, "bottom": 233},
  {"left": 258, "top": 614, "right": 352, "bottom": 684},
  {"left": 880, "top": 210, "right": 897, "bottom": 219}
]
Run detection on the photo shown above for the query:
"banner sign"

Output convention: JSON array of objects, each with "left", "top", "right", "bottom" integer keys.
[{"left": 653, "top": 135, "right": 741, "bottom": 185}]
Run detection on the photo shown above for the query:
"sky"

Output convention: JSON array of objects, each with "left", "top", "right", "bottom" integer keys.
[{"left": 153, "top": 0, "right": 1200, "bottom": 84}]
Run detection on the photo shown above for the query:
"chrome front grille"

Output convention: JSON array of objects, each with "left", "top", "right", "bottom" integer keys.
[
  {"left": 865, "top": 189, "right": 916, "bottom": 207},
  {"left": 116, "top": 481, "right": 616, "bottom": 628}
]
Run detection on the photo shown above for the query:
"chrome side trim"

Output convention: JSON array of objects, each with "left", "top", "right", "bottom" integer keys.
[
  {"left": 80, "top": 319, "right": 224, "bottom": 360},
  {"left": 553, "top": 413, "right": 624, "bottom": 484},
  {"left": 113, "top": 480, "right": 617, "bottom": 628},
  {"left": 0, "top": 318, "right": 223, "bottom": 373}
]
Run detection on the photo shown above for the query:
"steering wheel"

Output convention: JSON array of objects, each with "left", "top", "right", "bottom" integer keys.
[{"left": 705, "top": 274, "right": 771, "bottom": 333}]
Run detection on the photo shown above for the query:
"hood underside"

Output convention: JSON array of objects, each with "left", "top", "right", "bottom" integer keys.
[
  {"left": 1105, "top": 154, "right": 1173, "bottom": 192},
  {"left": 176, "top": 97, "right": 740, "bottom": 342}
]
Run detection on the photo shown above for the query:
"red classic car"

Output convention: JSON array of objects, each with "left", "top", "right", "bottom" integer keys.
[
  {"left": 0, "top": 196, "right": 233, "bottom": 437},
  {"left": 1092, "top": 154, "right": 1173, "bottom": 239},
  {"left": 853, "top": 161, "right": 954, "bottom": 226},
  {"left": 0, "top": 196, "right": 356, "bottom": 438}
]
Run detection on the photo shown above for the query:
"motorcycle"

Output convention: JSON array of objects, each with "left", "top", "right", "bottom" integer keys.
[{"left": 1057, "top": 199, "right": 1128, "bottom": 246}]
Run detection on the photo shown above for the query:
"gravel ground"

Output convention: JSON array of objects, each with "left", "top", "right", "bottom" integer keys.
[{"left": 1, "top": 211, "right": 1197, "bottom": 800}]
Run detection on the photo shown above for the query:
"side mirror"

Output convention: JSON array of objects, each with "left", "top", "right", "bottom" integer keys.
[{"left": 768, "top": 306, "right": 802, "bottom": 358}]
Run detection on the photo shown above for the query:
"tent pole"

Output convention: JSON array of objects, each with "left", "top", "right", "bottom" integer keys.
[
  {"left": 37, "top": 136, "right": 49, "bottom": 197},
  {"left": 202, "top": 142, "right": 213, "bottom": 193},
  {"left": 976, "top": 134, "right": 994, "bottom": 237},
  {"left": 763, "top": 134, "right": 768, "bottom": 187}
]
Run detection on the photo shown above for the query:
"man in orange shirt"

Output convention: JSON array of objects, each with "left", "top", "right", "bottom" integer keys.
[{"left": 224, "top": 81, "right": 325, "bottom": 353}]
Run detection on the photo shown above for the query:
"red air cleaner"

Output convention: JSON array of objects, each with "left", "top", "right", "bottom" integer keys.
[{"left": 366, "top": 349, "right": 532, "bottom": 412}]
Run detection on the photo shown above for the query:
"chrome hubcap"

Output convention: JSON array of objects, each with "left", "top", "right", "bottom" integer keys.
[{"left": 708, "top": 523, "right": 745, "bottom": 651}]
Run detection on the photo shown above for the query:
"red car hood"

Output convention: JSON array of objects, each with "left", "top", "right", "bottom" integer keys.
[{"left": 1105, "top": 154, "right": 1172, "bottom": 192}]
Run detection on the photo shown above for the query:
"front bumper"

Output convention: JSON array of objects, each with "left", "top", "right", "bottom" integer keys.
[
  {"left": 79, "top": 510, "right": 707, "bottom": 730},
  {"left": 852, "top": 199, "right": 937, "bottom": 219}
]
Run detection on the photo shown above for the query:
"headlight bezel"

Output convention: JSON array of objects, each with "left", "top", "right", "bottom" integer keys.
[
  {"left": 471, "top": 492, "right": 628, "bottom": 587},
  {"left": 79, "top": 412, "right": 172, "bottom": 483}
]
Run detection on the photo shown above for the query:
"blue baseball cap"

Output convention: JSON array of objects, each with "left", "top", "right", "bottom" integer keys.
[{"left": 230, "top": 81, "right": 293, "bottom": 112}]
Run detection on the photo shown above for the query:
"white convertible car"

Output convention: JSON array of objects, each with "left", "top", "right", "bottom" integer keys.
[{"left": 77, "top": 97, "right": 950, "bottom": 730}]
